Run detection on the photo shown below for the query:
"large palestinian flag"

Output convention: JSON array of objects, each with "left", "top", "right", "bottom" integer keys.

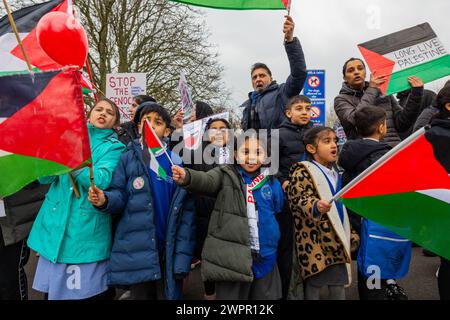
[
  {"left": 358, "top": 23, "right": 450, "bottom": 96},
  {"left": 339, "top": 127, "right": 450, "bottom": 259},
  {"left": 0, "top": 0, "right": 93, "bottom": 92},
  {"left": 0, "top": 69, "right": 91, "bottom": 197},
  {"left": 170, "top": 0, "right": 287, "bottom": 10}
]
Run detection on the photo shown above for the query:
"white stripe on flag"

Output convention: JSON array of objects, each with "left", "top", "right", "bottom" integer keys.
[
  {"left": 0, "top": 118, "right": 6, "bottom": 124},
  {"left": 417, "top": 189, "right": 450, "bottom": 205},
  {"left": 0, "top": 33, "right": 30, "bottom": 72},
  {"left": 384, "top": 37, "right": 448, "bottom": 73},
  {"left": 0, "top": 149, "right": 11, "bottom": 157},
  {"left": 149, "top": 150, "right": 160, "bottom": 175}
]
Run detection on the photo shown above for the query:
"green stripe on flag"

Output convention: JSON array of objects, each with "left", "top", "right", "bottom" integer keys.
[
  {"left": 0, "top": 153, "right": 71, "bottom": 197},
  {"left": 386, "top": 55, "right": 450, "bottom": 95},
  {"left": 151, "top": 147, "right": 162, "bottom": 154},
  {"left": 158, "top": 166, "right": 168, "bottom": 180},
  {"left": 342, "top": 191, "right": 450, "bottom": 259},
  {"left": 171, "top": 0, "right": 285, "bottom": 10},
  {"left": 0, "top": 67, "right": 41, "bottom": 77},
  {"left": 82, "top": 87, "right": 93, "bottom": 94}
]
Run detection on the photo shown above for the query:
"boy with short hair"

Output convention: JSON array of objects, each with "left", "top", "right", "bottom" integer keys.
[
  {"left": 88, "top": 102, "right": 196, "bottom": 300},
  {"left": 277, "top": 95, "right": 314, "bottom": 299},
  {"left": 339, "top": 106, "right": 411, "bottom": 300}
]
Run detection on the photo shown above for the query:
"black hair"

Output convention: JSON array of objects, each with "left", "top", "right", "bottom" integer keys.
[
  {"left": 195, "top": 101, "right": 214, "bottom": 120},
  {"left": 135, "top": 102, "right": 171, "bottom": 127},
  {"left": 354, "top": 106, "right": 387, "bottom": 137},
  {"left": 285, "top": 95, "right": 312, "bottom": 112},
  {"left": 342, "top": 58, "right": 366, "bottom": 76},
  {"left": 205, "top": 118, "right": 232, "bottom": 130},
  {"left": 133, "top": 95, "right": 156, "bottom": 106},
  {"left": 434, "top": 85, "right": 450, "bottom": 119},
  {"left": 303, "top": 126, "right": 336, "bottom": 158},
  {"left": 233, "top": 131, "right": 271, "bottom": 161},
  {"left": 88, "top": 98, "right": 121, "bottom": 126},
  {"left": 251, "top": 62, "right": 272, "bottom": 77}
]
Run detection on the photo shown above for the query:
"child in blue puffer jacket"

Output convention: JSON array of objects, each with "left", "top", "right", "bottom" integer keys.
[{"left": 88, "top": 102, "right": 196, "bottom": 300}]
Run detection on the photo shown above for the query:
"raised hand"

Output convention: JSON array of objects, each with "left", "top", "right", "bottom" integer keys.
[
  {"left": 408, "top": 76, "right": 424, "bottom": 88},
  {"left": 283, "top": 15, "right": 295, "bottom": 42},
  {"left": 173, "top": 109, "right": 184, "bottom": 130},
  {"left": 369, "top": 73, "right": 387, "bottom": 88}
]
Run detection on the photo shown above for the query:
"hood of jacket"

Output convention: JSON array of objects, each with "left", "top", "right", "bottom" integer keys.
[
  {"left": 247, "top": 81, "right": 279, "bottom": 99},
  {"left": 339, "top": 81, "right": 370, "bottom": 98},
  {"left": 279, "top": 120, "right": 314, "bottom": 131}
]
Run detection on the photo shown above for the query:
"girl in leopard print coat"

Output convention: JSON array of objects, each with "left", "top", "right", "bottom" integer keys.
[{"left": 287, "top": 126, "right": 358, "bottom": 300}]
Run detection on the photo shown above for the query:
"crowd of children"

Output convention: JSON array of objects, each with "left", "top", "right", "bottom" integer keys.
[{"left": 1, "top": 14, "right": 450, "bottom": 301}]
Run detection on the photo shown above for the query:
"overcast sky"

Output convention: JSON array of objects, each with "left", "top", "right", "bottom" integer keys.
[{"left": 200, "top": 0, "right": 450, "bottom": 116}]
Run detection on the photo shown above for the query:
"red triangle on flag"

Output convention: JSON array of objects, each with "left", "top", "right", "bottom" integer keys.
[
  {"left": 0, "top": 70, "right": 90, "bottom": 169},
  {"left": 358, "top": 45, "right": 396, "bottom": 95}
]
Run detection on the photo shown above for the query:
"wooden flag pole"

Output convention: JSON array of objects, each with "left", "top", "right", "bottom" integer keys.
[
  {"left": 89, "top": 163, "right": 95, "bottom": 190},
  {"left": 1, "top": 0, "right": 33, "bottom": 71}
]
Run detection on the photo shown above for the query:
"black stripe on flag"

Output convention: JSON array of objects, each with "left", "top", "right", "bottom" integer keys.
[
  {"left": 358, "top": 23, "right": 436, "bottom": 56},
  {"left": 0, "top": 70, "right": 59, "bottom": 118},
  {"left": 0, "top": 0, "right": 64, "bottom": 35}
]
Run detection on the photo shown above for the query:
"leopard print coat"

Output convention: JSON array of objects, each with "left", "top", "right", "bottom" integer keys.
[{"left": 287, "top": 162, "right": 356, "bottom": 281}]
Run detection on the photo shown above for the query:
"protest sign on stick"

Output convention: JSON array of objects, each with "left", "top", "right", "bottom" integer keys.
[
  {"left": 106, "top": 73, "right": 147, "bottom": 122},
  {"left": 178, "top": 73, "right": 195, "bottom": 123},
  {"left": 183, "top": 112, "right": 229, "bottom": 150}
]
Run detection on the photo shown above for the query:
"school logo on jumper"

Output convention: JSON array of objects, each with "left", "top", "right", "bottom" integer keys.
[
  {"left": 133, "top": 177, "right": 145, "bottom": 190},
  {"left": 261, "top": 184, "right": 272, "bottom": 201}
]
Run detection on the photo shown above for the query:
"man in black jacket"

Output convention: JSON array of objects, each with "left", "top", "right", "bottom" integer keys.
[
  {"left": 241, "top": 15, "right": 307, "bottom": 131},
  {"left": 0, "top": 182, "right": 48, "bottom": 300}
]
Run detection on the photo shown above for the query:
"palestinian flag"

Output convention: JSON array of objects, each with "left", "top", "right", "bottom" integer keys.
[
  {"left": 0, "top": 69, "right": 91, "bottom": 197},
  {"left": 142, "top": 120, "right": 169, "bottom": 181},
  {"left": 0, "top": 0, "right": 93, "bottom": 93},
  {"left": 358, "top": 23, "right": 450, "bottom": 95},
  {"left": 339, "top": 127, "right": 450, "bottom": 259},
  {"left": 170, "top": 0, "right": 287, "bottom": 10}
]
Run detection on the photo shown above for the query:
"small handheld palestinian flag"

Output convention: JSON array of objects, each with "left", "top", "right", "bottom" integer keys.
[
  {"left": 0, "top": 0, "right": 93, "bottom": 93},
  {"left": 170, "top": 0, "right": 286, "bottom": 10},
  {"left": 142, "top": 120, "right": 174, "bottom": 181},
  {"left": 0, "top": 68, "right": 91, "bottom": 197},
  {"left": 334, "top": 127, "right": 450, "bottom": 259},
  {"left": 358, "top": 23, "right": 450, "bottom": 96}
]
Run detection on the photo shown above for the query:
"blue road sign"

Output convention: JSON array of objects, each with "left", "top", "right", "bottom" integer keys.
[
  {"left": 303, "top": 70, "right": 325, "bottom": 99},
  {"left": 310, "top": 99, "right": 326, "bottom": 126}
]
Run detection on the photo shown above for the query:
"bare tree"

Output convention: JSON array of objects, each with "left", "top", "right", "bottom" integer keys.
[
  {"left": 76, "top": 0, "right": 230, "bottom": 114},
  {"left": 3, "top": 0, "right": 231, "bottom": 114}
]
